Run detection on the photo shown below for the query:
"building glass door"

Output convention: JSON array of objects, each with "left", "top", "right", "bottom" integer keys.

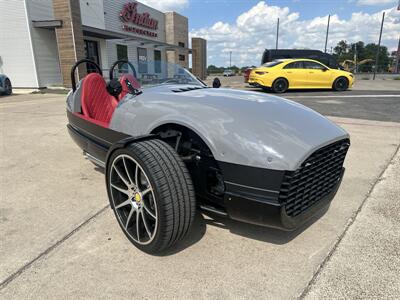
[{"left": 84, "top": 40, "right": 100, "bottom": 73}]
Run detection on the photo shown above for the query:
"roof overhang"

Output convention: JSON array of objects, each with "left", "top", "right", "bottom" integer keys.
[{"left": 32, "top": 20, "right": 63, "bottom": 28}]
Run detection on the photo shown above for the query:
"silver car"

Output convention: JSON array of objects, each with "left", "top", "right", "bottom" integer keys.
[{"left": 67, "top": 59, "right": 350, "bottom": 254}]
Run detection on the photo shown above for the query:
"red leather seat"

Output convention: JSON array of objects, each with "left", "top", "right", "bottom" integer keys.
[
  {"left": 119, "top": 74, "right": 141, "bottom": 101},
  {"left": 81, "top": 73, "right": 118, "bottom": 127}
]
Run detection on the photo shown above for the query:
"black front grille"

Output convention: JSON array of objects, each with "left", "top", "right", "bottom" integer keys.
[{"left": 279, "top": 139, "right": 350, "bottom": 217}]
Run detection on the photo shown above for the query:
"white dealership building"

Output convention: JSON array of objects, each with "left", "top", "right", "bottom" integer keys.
[{"left": 0, "top": 0, "right": 207, "bottom": 88}]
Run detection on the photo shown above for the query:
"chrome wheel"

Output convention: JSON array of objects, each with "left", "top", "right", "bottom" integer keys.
[{"left": 109, "top": 154, "right": 158, "bottom": 245}]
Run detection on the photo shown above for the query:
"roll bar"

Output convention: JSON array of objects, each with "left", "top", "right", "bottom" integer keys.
[
  {"left": 70, "top": 59, "right": 102, "bottom": 92},
  {"left": 109, "top": 60, "right": 137, "bottom": 80}
]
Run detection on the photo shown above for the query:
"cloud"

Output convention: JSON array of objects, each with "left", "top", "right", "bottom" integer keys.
[
  {"left": 357, "top": 0, "right": 396, "bottom": 6},
  {"left": 139, "top": 0, "right": 188, "bottom": 12},
  {"left": 190, "top": 1, "right": 400, "bottom": 67}
]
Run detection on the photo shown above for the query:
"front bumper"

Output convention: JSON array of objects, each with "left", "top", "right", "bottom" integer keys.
[{"left": 223, "top": 169, "right": 343, "bottom": 230}]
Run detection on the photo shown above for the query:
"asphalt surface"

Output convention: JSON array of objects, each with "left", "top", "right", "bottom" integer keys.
[{"left": 0, "top": 88, "right": 399, "bottom": 299}]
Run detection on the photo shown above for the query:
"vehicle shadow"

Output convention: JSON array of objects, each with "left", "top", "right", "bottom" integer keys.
[{"left": 157, "top": 204, "right": 330, "bottom": 256}]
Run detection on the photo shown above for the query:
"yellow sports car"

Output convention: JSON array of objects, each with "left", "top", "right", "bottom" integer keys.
[{"left": 248, "top": 59, "right": 354, "bottom": 93}]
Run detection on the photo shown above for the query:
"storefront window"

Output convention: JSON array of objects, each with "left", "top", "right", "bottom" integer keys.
[
  {"left": 137, "top": 48, "right": 148, "bottom": 74},
  {"left": 179, "top": 54, "right": 186, "bottom": 62},
  {"left": 154, "top": 50, "right": 161, "bottom": 73}
]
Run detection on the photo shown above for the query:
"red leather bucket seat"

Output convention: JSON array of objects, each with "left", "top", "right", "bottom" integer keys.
[{"left": 81, "top": 73, "right": 118, "bottom": 127}]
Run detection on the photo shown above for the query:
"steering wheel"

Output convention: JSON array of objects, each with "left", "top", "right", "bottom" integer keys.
[
  {"left": 109, "top": 60, "right": 137, "bottom": 80},
  {"left": 71, "top": 59, "right": 102, "bottom": 92}
]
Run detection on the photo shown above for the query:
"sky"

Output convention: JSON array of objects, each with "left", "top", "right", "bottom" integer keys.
[{"left": 141, "top": 0, "right": 400, "bottom": 67}]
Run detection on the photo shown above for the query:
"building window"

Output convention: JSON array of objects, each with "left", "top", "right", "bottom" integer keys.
[
  {"left": 84, "top": 40, "right": 100, "bottom": 73},
  {"left": 137, "top": 48, "right": 148, "bottom": 74},
  {"left": 116, "top": 44, "right": 128, "bottom": 73},
  {"left": 178, "top": 42, "right": 185, "bottom": 48},
  {"left": 154, "top": 50, "right": 162, "bottom": 73},
  {"left": 179, "top": 54, "right": 186, "bottom": 62}
]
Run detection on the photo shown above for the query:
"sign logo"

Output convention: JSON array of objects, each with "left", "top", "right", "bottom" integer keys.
[{"left": 120, "top": 2, "right": 159, "bottom": 38}]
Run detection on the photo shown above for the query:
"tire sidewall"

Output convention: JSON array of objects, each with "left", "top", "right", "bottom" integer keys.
[
  {"left": 106, "top": 147, "right": 165, "bottom": 253},
  {"left": 272, "top": 78, "right": 288, "bottom": 93}
]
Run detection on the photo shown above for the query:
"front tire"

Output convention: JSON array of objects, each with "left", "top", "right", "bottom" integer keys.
[
  {"left": 106, "top": 139, "right": 196, "bottom": 254},
  {"left": 333, "top": 77, "right": 349, "bottom": 91},
  {"left": 271, "top": 78, "right": 288, "bottom": 93}
]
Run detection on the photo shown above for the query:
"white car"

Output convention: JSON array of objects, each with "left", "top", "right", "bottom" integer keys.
[{"left": 223, "top": 69, "right": 234, "bottom": 77}]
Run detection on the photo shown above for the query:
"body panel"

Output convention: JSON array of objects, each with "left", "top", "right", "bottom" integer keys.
[{"left": 109, "top": 86, "right": 349, "bottom": 171}]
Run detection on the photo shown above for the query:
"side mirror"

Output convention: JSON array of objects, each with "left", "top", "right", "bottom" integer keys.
[{"left": 213, "top": 77, "right": 221, "bottom": 88}]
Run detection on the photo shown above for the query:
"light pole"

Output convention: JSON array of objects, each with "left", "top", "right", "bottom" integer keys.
[
  {"left": 276, "top": 18, "right": 280, "bottom": 50},
  {"left": 373, "top": 12, "right": 385, "bottom": 80},
  {"left": 324, "top": 14, "right": 331, "bottom": 53}
]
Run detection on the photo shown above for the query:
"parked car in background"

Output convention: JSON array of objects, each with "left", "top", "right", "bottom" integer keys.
[
  {"left": 243, "top": 68, "right": 253, "bottom": 83},
  {"left": 223, "top": 69, "right": 234, "bottom": 77},
  {"left": 249, "top": 58, "right": 354, "bottom": 93},
  {"left": 262, "top": 49, "right": 342, "bottom": 70},
  {"left": 0, "top": 74, "right": 12, "bottom": 95}
]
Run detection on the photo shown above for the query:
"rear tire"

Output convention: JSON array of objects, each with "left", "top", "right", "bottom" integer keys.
[
  {"left": 271, "top": 78, "right": 288, "bottom": 93},
  {"left": 332, "top": 77, "right": 349, "bottom": 91},
  {"left": 106, "top": 139, "right": 196, "bottom": 254},
  {"left": 4, "top": 79, "right": 12, "bottom": 95}
]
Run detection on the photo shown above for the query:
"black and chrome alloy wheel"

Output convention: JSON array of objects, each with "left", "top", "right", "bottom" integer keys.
[
  {"left": 109, "top": 154, "right": 158, "bottom": 245},
  {"left": 107, "top": 140, "right": 196, "bottom": 254}
]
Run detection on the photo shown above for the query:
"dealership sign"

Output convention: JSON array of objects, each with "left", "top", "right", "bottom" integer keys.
[{"left": 120, "top": 2, "right": 159, "bottom": 38}]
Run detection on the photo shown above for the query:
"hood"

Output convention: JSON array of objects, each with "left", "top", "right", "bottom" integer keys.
[{"left": 110, "top": 86, "right": 349, "bottom": 171}]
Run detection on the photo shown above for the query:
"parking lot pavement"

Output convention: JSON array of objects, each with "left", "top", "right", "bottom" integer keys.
[
  {"left": 1, "top": 93, "right": 400, "bottom": 299},
  {"left": 304, "top": 148, "right": 400, "bottom": 299}
]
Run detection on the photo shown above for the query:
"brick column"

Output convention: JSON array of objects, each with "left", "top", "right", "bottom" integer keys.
[
  {"left": 192, "top": 38, "right": 207, "bottom": 80},
  {"left": 53, "top": 0, "right": 86, "bottom": 87}
]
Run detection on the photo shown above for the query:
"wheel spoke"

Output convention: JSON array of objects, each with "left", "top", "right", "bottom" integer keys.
[
  {"left": 141, "top": 187, "right": 152, "bottom": 196},
  {"left": 136, "top": 209, "right": 141, "bottom": 242},
  {"left": 114, "top": 165, "right": 130, "bottom": 187},
  {"left": 143, "top": 202, "right": 156, "bottom": 219},
  {"left": 122, "top": 157, "right": 133, "bottom": 185},
  {"left": 141, "top": 211, "right": 152, "bottom": 238},
  {"left": 125, "top": 206, "right": 136, "bottom": 229},
  {"left": 111, "top": 183, "right": 129, "bottom": 196},
  {"left": 115, "top": 199, "right": 131, "bottom": 209}
]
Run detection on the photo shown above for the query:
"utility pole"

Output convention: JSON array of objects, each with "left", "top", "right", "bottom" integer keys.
[
  {"left": 354, "top": 43, "right": 358, "bottom": 74},
  {"left": 324, "top": 14, "right": 331, "bottom": 53},
  {"left": 395, "top": 36, "right": 400, "bottom": 73},
  {"left": 276, "top": 18, "right": 280, "bottom": 50},
  {"left": 373, "top": 12, "right": 385, "bottom": 80}
]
